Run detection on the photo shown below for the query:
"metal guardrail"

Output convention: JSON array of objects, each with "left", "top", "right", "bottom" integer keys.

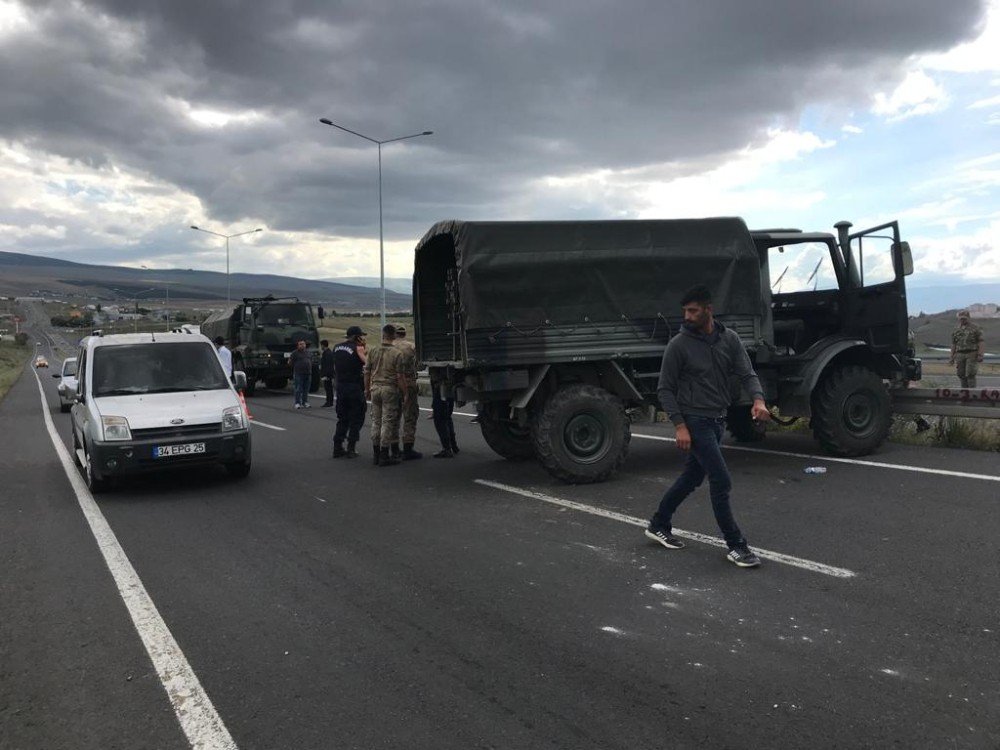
[{"left": 891, "top": 387, "right": 1000, "bottom": 419}]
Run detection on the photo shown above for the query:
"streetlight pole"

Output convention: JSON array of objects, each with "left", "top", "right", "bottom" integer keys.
[
  {"left": 318, "top": 118, "right": 433, "bottom": 326},
  {"left": 189, "top": 226, "right": 263, "bottom": 305}
]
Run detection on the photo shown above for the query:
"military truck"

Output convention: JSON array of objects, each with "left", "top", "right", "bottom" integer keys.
[
  {"left": 413, "top": 218, "right": 920, "bottom": 484},
  {"left": 200, "top": 296, "right": 321, "bottom": 396}
]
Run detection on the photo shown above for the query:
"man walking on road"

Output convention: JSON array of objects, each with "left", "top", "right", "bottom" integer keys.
[
  {"left": 645, "top": 285, "right": 771, "bottom": 569},
  {"left": 289, "top": 338, "right": 312, "bottom": 409},
  {"left": 365, "top": 324, "right": 408, "bottom": 466},
  {"left": 331, "top": 327, "right": 367, "bottom": 458},
  {"left": 393, "top": 325, "right": 422, "bottom": 460},
  {"left": 949, "top": 310, "right": 984, "bottom": 388},
  {"left": 319, "top": 339, "right": 335, "bottom": 407}
]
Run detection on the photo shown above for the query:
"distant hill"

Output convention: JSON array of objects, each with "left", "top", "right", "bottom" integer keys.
[
  {"left": 324, "top": 276, "right": 412, "bottom": 294},
  {"left": 0, "top": 250, "right": 411, "bottom": 312},
  {"left": 910, "top": 310, "right": 1000, "bottom": 354}
]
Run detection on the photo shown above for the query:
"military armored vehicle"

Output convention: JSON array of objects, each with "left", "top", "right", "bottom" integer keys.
[
  {"left": 414, "top": 218, "right": 919, "bottom": 483},
  {"left": 200, "top": 296, "right": 320, "bottom": 396}
]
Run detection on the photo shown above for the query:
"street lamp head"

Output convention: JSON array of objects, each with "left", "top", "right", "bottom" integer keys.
[
  {"left": 190, "top": 225, "right": 199, "bottom": 230},
  {"left": 319, "top": 118, "right": 333, "bottom": 125},
  {"left": 422, "top": 131, "right": 433, "bottom": 136},
  {"left": 254, "top": 228, "right": 262, "bottom": 232}
]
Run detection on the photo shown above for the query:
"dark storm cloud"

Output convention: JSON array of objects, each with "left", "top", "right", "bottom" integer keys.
[{"left": 0, "top": 0, "right": 990, "bottom": 246}]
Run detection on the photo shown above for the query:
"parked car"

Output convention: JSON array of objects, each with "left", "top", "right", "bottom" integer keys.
[
  {"left": 70, "top": 332, "right": 252, "bottom": 492},
  {"left": 52, "top": 357, "right": 78, "bottom": 412},
  {"left": 34, "top": 355, "right": 49, "bottom": 368}
]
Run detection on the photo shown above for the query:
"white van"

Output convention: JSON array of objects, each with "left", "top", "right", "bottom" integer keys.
[{"left": 70, "top": 332, "right": 252, "bottom": 492}]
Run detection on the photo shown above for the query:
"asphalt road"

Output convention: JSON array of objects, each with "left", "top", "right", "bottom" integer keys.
[{"left": 3, "top": 321, "right": 999, "bottom": 749}]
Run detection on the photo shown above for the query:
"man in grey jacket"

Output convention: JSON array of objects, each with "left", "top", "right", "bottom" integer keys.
[{"left": 646, "top": 285, "right": 771, "bottom": 568}]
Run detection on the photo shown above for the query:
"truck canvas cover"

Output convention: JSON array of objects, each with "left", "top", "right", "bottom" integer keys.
[
  {"left": 415, "top": 218, "right": 767, "bottom": 366},
  {"left": 416, "top": 218, "right": 763, "bottom": 328}
]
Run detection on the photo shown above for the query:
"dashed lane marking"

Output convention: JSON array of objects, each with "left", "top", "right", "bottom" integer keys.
[
  {"left": 629, "top": 432, "right": 1000, "bottom": 483},
  {"left": 474, "top": 479, "right": 857, "bottom": 579},
  {"left": 249, "top": 419, "right": 286, "bottom": 431},
  {"left": 31, "top": 370, "right": 238, "bottom": 750}
]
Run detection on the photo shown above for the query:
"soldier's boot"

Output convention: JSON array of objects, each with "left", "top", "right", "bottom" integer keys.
[
  {"left": 450, "top": 438, "right": 459, "bottom": 455},
  {"left": 332, "top": 441, "right": 346, "bottom": 458},
  {"left": 372, "top": 443, "right": 381, "bottom": 465},
  {"left": 391, "top": 443, "right": 401, "bottom": 459},
  {"left": 346, "top": 441, "right": 358, "bottom": 458},
  {"left": 402, "top": 443, "right": 422, "bottom": 460},
  {"left": 378, "top": 446, "right": 400, "bottom": 466}
]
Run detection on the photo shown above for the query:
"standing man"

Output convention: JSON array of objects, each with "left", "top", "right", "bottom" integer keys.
[
  {"left": 365, "top": 324, "right": 408, "bottom": 466},
  {"left": 289, "top": 338, "right": 312, "bottom": 409},
  {"left": 332, "top": 326, "right": 367, "bottom": 458},
  {"left": 645, "top": 284, "right": 771, "bottom": 569},
  {"left": 393, "top": 324, "right": 422, "bottom": 460},
  {"left": 213, "top": 336, "right": 233, "bottom": 378},
  {"left": 319, "top": 339, "right": 335, "bottom": 407},
  {"left": 949, "top": 310, "right": 984, "bottom": 389},
  {"left": 430, "top": 368, "right": 459, "bottom": 458}
]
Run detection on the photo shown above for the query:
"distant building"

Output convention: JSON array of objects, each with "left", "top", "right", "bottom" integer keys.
[{"left": 968, "top": 303, "right": 999, "bottom": 319}]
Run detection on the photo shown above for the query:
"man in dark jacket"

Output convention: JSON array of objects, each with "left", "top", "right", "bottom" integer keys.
[
  {"left": 331, "top": 326, "right": 367, "bottom": 458},
  {"left": 319, "top": 339, "right": 335, "bottom": 407},
  {"left": 645, "top": 284, "right": 771, "bottom": 568},
  {"left": 289, "top": 339, "right": 313, "bottom": 409}
]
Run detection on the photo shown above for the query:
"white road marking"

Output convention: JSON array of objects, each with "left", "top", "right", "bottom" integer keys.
[
  {"left": 31, "top": 371, "right": 238, "bottom": 750},
  {"left": 249, "top": 419, "right": 286, "bottom": 431},
  {"left": 630, "top": 431, "right": 1000, "bottom": 483},
  {"left": 474, "top": 479, "right": 857, "bottom": 579}
]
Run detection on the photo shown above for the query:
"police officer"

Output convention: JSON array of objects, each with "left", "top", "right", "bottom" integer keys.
[
  {"left": 331, "top": 326, "right": 367, "bottom": 458},
  {"left": 949, "top": 310, "right": 985, "bottom": 388},
  {"left": 365, "top": 324, "right": 408, "bottom": 466},
  {"left": 393, "top": 324, "right": 422, "bottom": 460},
  {"left": 320, "top": 339, "right": 335, "bottom": 407}
]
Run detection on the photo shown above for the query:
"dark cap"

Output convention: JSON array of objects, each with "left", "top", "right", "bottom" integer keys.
[
  {"left": 395, "top": 325, "right": 406, "bottom": 335},
  {"left": 346, "top": 325, "right": 365, "bottom": 337}
]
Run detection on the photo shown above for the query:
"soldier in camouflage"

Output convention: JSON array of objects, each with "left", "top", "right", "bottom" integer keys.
[
  {"left": 365, "top": 323, "right": 409, "bottom": 466},
  {"left": 393, "top": 325, "right": 422, "bottom": 460},
  {"left": 949, "top": 310, "right": 985, "bottom": 388}
]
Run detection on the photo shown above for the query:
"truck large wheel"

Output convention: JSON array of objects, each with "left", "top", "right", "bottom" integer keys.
[
  {"left": 479, "top": 402, "right": 535, "bottom": 460},
  {"left": 726, "top": 403, "right": 766, "bottom": 442},
  {"left": 532, "top": 384, "right": 629, "bottom": 484},
  {"left": 812, "top": 365, "right": 890, "bottom": 456},
  {"left": 264, "top": 377, "right": 287, "bottom": 390}
]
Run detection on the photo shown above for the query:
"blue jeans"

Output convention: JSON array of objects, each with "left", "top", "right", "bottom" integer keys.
[
  {"left": 651, "top": 415, "right": 747, "bottom": 549},
  {"left": 293, "top": 372, "right": 311, "bottom": 406}
]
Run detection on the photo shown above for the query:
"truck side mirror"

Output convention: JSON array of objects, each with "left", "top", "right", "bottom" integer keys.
[
  {"left": 233, "top": 371, "right": 248, "bottom": 391},
  {"left": 892, "top": 241, "right": 914, "bottom": 276}
]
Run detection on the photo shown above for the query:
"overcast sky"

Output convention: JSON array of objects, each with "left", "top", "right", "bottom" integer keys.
[{"left": 0, "top": 0, "right": 997, "bottom": 288}]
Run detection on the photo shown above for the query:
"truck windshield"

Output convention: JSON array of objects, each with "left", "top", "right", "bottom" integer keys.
[
  {"left": 92, "top": 342, "right": 229, "bottom": 397},
  {"left": 257, "top": 304, "right": 313, "bottom": 327}
]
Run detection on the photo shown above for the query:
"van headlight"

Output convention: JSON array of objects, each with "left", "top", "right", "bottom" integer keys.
[
  {"left": 222, "top": 405, "right": 246, "bottom": 431},
  {"left": 102, "top": 416, "right": 132, "bottom": 441}
]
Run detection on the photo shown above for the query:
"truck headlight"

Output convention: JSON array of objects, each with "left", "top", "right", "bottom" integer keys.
[
  {"left": 101, "top": 415, "right": 132, "bottom": 441},
  {"left": 222, "top": 405, "right": 245, "bottom": 432}
]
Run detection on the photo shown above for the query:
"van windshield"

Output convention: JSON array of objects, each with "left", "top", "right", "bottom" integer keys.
[
  {"left": 92, "top": 342, "right": 229, "bottom": 397},
  {"left": 257, "top": 303, "right": 313, "bottom": 327}
]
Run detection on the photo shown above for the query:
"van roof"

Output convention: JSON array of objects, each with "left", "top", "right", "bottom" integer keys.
[{"left": 86, "top": 332, "right": 213, "bottom": 348}]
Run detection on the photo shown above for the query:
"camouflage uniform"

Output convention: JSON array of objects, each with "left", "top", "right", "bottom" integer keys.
[
  {"left": 366, "top": 342, "right": 404, "bottom": 447},
  {"left": 394, "top": 337, "right": 419, "bottom": 443},
  {"left": 952, "top": 321, "right": 983, "bottom": 388}
]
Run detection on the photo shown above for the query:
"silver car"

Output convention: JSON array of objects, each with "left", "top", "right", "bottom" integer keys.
[{"left": 53, "top": 357, "right": 78, "bottom": 413}]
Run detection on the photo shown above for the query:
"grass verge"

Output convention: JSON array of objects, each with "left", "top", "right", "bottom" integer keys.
[{"left": 0, "top": 340, "right": 30, "bottom": 403}]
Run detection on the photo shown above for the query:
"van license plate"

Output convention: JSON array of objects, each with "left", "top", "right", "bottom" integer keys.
[{"left": 155, "top": 443, "right": 206, "bottom": 458}]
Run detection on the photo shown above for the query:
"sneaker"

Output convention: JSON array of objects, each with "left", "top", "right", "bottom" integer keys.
[
  {"left": 294, "top": 403, "right": 302, "bottom": 409},
  {"left": 303, "top": 402, "right": 311, "bottom": 409},
  {"left": 644, "top": 527, "right": 685, "bottom": 549},
  {"left": 726, "top": 547, "right": 761, "bottom": 568}
]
